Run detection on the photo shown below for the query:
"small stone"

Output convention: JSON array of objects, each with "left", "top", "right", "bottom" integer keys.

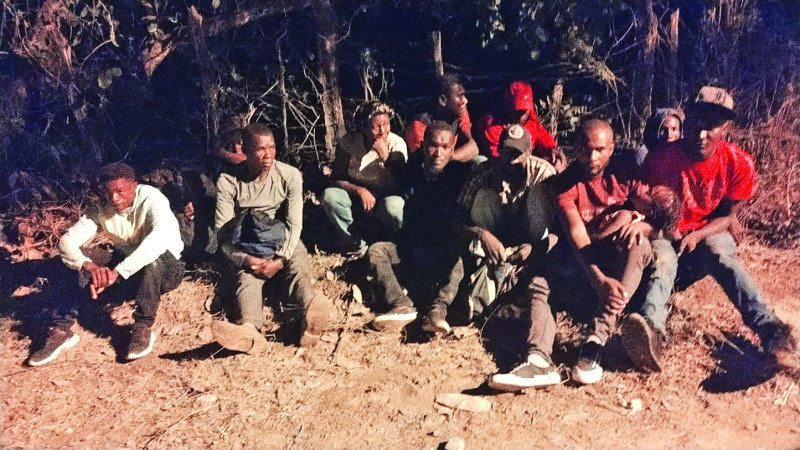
[
  {"left": 444, "top": 437, "right": 466, "bottom": 450},
  {"left": 197, "top": 394, "right": 217, "bottom": 406},
  {"left": 351, "top": 284, "right": 363, "bottom": 304},
  {"left": 197, "top": 326, "right": 213, "bottom": 342},
  {"left": 325, "top": 270, "right": 335, "bottom": 281},
  {"left": 435, "top": 393, "right": 491, "bottom": 413},
  {"left": 627, "top": 398, "right": 643, "bottom": 414}
]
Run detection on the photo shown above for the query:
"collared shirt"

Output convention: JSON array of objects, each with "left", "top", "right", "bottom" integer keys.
[
  {"left": 215, "top": 161, "right": 303, "bottom": 260},
  {"left": 59, "top": 184, "right": 184, "bottom": 279}
]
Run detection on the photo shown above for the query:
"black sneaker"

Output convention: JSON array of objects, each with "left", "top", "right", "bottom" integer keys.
[
  {"left": 572, "top": 339, "right": 603, "bottom": 384},
  {"left": 28, "top": 327, "right": 80, "bottom": 366},
  {"left": 421, "top": 304, "right": 450, "bottom": 335},
  {"left": 762, "top": 322, "right": 798, "bottom": 370},
  {"left": 489, "top": 350, "right": 561, "bottom": 391},
  {"left": 620, "top": 313, "right": 664, "bottom": 372},
  {"left": 127, "top": 324, "right": 155, "bottom": 360},
  {"left": 372, "top": 300, "right": 417, "bottom": 331}
]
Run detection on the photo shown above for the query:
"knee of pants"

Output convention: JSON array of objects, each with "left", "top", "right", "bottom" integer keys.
[
  {"left": 651, "top": 239, "right": 678, "bottom": 279},
  {"left": 321, "top": 187, "right": 351, "bottom": 213},
  {"left": 701, "top": 232, "right": 737, "bottom": 258},
  {"left": 378, "top": 196, "right": 404, "bottom": 230},
  {"left": 526, "top": 275, "right": 551, "bottom": 303},
  {"left": 366, "top": 242, "right": 394, "bottom": 266},
  {"left": 625, "top": 238, "right": 653, "bottom": 268}
]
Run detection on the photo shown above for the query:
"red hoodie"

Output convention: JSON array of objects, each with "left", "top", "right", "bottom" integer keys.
[{"left": 477, "top": 81, "right": 557, "bottom": 159}]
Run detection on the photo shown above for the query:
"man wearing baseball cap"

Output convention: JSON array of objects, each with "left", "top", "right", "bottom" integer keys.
[{"left": 643, "top": 86, "right": 797, "bottom": 370}]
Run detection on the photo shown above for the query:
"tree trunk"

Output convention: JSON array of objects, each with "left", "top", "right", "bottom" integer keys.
[
  {"left": 189, "top": 7, "right": 220, "bottom": 158},
  {"left": 549, "top": 79, "right": 564, "bottom": 138},
  {"left": 632, "top": 0, "right": 657, "bottom": 136},
  {"left": 430, "top": 30, "right": 444, "bottom": 76},
  {"left": 312, "top": 0, "right": 345, "bottom": 160},
  {"left": 666, "top": 9, "right": 680, "bottom": 106}
]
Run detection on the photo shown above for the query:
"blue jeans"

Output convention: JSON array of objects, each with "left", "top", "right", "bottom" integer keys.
[
  {"left": 321, "top": 187, "right": 404, "bottom": 250},
  {"left": 636, "top": 238, "right": 678, "bottom": 335},
  {"left": 666, "top": 231, "right": 780, "bottom": 340}
]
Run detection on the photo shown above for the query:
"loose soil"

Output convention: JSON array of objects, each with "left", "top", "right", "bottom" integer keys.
[{"left": 2, "top": 240, "right": 798, "bottom": 449}]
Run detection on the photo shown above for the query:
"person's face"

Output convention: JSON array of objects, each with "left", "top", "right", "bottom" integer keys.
[
  {"left": 423, "top": 129, "right": 456, "bottom": 175},
  {"left": 104, "top": 178, "right": 137, "bottom": 213},
  {"left": 575, "top": 126, "right": 614, "bottom": 178},
  {"left": 658, "top": 115, "right": 682, "bottom": 144},
  {"left": 246, "top": 133, "right": 277, "bottom": 175},
  {"left": 684, "top": 115, "right": 728, "bottom": 161},
  {"left": 368, "top": 113, "right": 391, "bottom": 141},
  {"left": 440, "top": 83, "right": 468, "bottom": 118}
]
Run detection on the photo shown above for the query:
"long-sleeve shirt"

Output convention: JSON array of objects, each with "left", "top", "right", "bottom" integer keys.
[
  {"left": 59, "top": 184, "right": 184, "bottom": 279},
  {"left": 215, "top": 161, "right": 303, "bottom": 262}
]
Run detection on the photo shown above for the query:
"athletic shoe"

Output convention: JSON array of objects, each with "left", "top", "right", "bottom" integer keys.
[
  {"left": 620, "top": 313, "right": 664, "bottom": 372},
  {"left": 212, "top": 321, "right": 268, "bottom": 354},
  {"left": 372, "top": 302, "right": 417, "bottom": 331},
  {"left": 421, "top": 304, "right": 450, "bottom": 335},
  {"left": 763, "top": 322, "right": 799, "bottom": 370},
  {"left": 127, "top": 324, "right": 156, "bottom": 360},
  {"left": 28, "top": 327, "right": 80, "bottom": 366},
  {"left": 488, "top": 350, "right": 561, "bottom": 391},
  {"left": 572, "top": 339, "right": 603, "bottom": 385},
  {"left": 300, "top": 294, "right": 331, "bottom": 347}
]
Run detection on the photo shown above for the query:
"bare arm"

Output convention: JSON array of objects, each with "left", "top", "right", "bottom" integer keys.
[{"left": 452, "top": 137, "right": 479, "bottom": 162}]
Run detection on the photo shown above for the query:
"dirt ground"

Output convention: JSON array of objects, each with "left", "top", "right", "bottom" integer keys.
[{"left": 2, "top": 239, "right": 799, "bottom": 449}]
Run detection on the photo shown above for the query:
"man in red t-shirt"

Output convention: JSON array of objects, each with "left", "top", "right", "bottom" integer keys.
[
  {"left": 476, "top": 80, "right": 565, "bottom": 171},
  {"left": 644, "top": 86, "right": 797, "bottom": 369},
  {"left": 403, "top": 74, "right": 479, "bottom": 162}
]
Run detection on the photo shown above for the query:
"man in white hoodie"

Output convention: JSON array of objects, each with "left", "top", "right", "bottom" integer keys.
[{"left": 28, "top": 163, "right": 184, "bottom": 366}]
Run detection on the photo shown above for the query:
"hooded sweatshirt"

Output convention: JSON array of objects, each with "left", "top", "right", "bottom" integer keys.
[{"left": 477, "top": 81, "right": 557, "bottom": 159}]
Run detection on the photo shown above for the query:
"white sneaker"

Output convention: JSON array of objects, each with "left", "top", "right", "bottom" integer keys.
[{"left": 489, "top": 351, "right": 561, "bottom": 391}]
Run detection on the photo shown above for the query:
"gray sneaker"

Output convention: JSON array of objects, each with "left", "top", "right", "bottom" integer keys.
[
  {"left": 620, "top": 313, "right": 664, "bottom": 372},
  {"left": 489, "top": 350, "right": 561, "bottom": 391},
  {"left": 127, "top": 324, "right": 155, "bottom": 360},
  {"left": 28, "top": 327, "right": 80, "bottom": 366},
  {"left": 421, "top": 304, "right": 450, "bottom": 335}
]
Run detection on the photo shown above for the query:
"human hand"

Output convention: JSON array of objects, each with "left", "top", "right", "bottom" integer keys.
[
  {"left": 357, "top": 187, "right": 377, "bottom": 212},
  {"left": 678, "top": 231, "right": 701, "bottom": 256},
  {"left": 82, "top": 261, "right": 119, "bottom": 299},
  {"left": 480, "top": 229, "right": 506, "bottom": 264},
  {"left": 249, "top": 257, "right": 284, "bottom": 279},
  {"left": 506, "top": 243, "right": 532, "bottom": 265},
  {"left": 184, "top": 202, "right": 195, "bottom": 221},
  {"left": 596, "top": 275, "right": 628, "bottom": 313},
  {"left": 373, "top": 135, "right": 390, "bottom": 161},
  {"left": 615, "top": 220, "right": 650, "bottom": 249},
  {"left": 597, "top": 210, "right": 633, "bottom": 239}
]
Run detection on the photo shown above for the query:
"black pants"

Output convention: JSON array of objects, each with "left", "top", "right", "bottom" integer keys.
[{"left": 53, "top": 251, "right": 184, "bottom": 329}]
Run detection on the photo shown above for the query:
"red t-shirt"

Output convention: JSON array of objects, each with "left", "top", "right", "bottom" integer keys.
[
  {"left": 477, "top": 114, "right": 557, "bottom": 159},
  {"left": 551, "top": 162, "right": 647, "bottom": 233},
  {"left": 403, "top": 109, "right": 472, "bottom": 153},
  {"left": 643, "top": 140, "right": 756, "bottom": 233}
]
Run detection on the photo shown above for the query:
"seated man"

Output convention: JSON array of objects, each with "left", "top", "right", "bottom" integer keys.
[
  {"left": 476, "top": 80, "right": 564, "bottom": 170},
  {"left": 322, "top": 102, "right": 407, "bottom": 256},
  {"left": 499, "top": 119, "right": 670, "bottom": 387},
  {"left": 28, "top": 163, "right": 185, "bottom": 365},
  {"left": 644, "top": 86, "right": 797, "bottom": 369},
  {"left": 212, "top": 124, "right": 330, "bottom": 353},
  {"left": 434, "top": 125, "right": 558, "bottom": 336},
  {"left": 367, "top": 121, "right": 472, "bottom": 330},
  {"left": 403, "top": 73, "right": 479, "bottom": 161}
]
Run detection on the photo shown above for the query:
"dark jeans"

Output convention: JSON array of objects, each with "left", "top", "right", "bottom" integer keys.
[
  {"left": 366, "top": 242, "right": 464, "bottom": 311},
  {"left": 53, "top": 251, "right": 184, "bottom": 329}
]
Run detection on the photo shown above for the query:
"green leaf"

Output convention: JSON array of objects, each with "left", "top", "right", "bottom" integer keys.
[
  {"left": 111, "top": 67, "right": 122, "bottom": 77},
  {"left": 148, "top": 23, "right": 159, "bottom": 34},
  {"left": 212, "top": 0, "right": 220, "bottom": 9},
  {"left": 98, "top": 71, "right": 114, "bottom": 89}
]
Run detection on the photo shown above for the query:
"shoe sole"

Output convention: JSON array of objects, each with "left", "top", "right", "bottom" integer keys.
[
  {"left": 620, "top": 314, "right": 662, "bottom": 372},
  {"left": 28, "top": 334, "right": 80, "bottom": 367},
  {"left": 127, "top": 332, "right": 155, "bottom": 360},
  {"left": 422, "top": 320, "right": 451, "bottom": 335},
  {"left": 372, "top": 312, "right": 418, "bottom": 331},
  {"left": 212, "top": 321, "right": 267, "bottom": 354},
  {"left": 300, "top": 295, "right": 332, "bottom": 347},
  {"left": 488, "top": 372, "right": 561, "bottom": 391},
  {"left": 572, "top": 365, "right": 602, "bottom": 385}
]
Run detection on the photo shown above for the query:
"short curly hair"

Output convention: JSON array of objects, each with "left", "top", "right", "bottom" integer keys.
[{"left": 97, "top": 162, "right": 137, "bottom": 185}]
